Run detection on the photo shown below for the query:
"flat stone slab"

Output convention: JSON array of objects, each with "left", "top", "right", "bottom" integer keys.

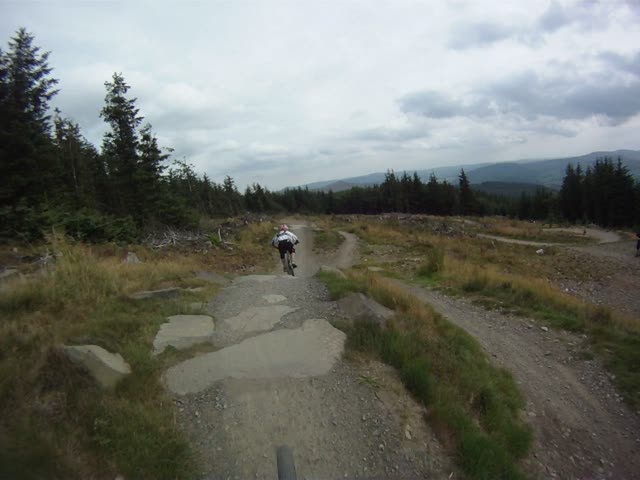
[
  {"left": 262, "top": 294, "right": 287, "bottom": 304},
  {"left": 195, "top": 271, "right": 230, "bottom": 285},
  {"left": 224, "top": 306, "right": 297, "bottom": 333},
  {"left": 337, "top": 293, "right": 395, "bottom": 328},
  {"left": 233, "top": 275, "right": 278, "bottom": 284},
  {"left": 129, "top": 287, "right": 182, "bottom": 300},
  {"left": 63, "top": 345, "right": 131, "bottom": 389},
  {"left": 153, "top": 315, "right": 215, "bottom": 355},
  {"left": 164, "top": 319, "right": 346, "bottom": 395}
]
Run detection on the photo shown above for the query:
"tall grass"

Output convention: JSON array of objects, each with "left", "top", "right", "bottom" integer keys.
[
  {"left": 313, "top": 229, "right": 345, "bottom": 252},
  {"left": 337, "top": 217, "right": 640, "bottom": 409},
  {"left": 320, "top": 271, "right": 532, "bottom": 479},
  {"left": 0, "top": 238, "right": 208, "bottom": 479},
  {"left": 417, "top": 245, "right": 640, "bottom": 409},
  {"left": 316, "top": 270, "right": 366, "bottom": 300}
]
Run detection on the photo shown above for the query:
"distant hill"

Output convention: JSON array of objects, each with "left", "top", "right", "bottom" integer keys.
[
  {"left": 466, "top": 150, "right": 640, "bottom": 188},
  {"left": 302, "top": 162, "right": 494, "bottom": 191},
  {"left": 297, "top": 149, "right": 640, "bottom": 192}
]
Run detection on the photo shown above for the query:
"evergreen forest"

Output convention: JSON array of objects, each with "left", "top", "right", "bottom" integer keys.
[{"left": 2, "top": 29, "right": 639, "bottom": 243}]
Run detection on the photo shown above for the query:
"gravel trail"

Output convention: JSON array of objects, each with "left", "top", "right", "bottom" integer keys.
[
  {"left": 167, "top": 224, "right": 454, "bottom": 479},
  {"left": 477, "top": 227, "right": 621, "bottom": 247}
]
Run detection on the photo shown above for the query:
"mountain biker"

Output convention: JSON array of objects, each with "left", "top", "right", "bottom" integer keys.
[{"left": 271, "top": 224, "right": 299, "bottom": 272}]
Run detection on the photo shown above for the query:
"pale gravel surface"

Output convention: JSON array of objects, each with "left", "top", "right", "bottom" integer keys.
[
  {"left": 168, "top": 225, "right": 455, "bottom": 479},
  {"left": 392, "top": 281, "right": 640, "bottom": 480},
  {"left": 478, "top": 227, "right": 621, "bottom": 247},
  {"left": 476, "top": 228, "right": 640, "bottom": 318},
  {"left": 560, "top": 239, "right": 640, "bottom": 317}
]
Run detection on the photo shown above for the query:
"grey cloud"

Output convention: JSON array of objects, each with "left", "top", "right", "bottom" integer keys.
[
  {"left": 353, "top": 125, "right": 428, "bottom": 142},
  {"left": 449, "top": 1, "right": 611, "bottom": 51},
  {"left": 316, "top": 146, "right": 360, "bottom": 157},
  {"left": 599, "top": 51, "right": 640, "bottom": 77},
  {"left": 535, "top": 1, "right": 619, "bottom": 35},
  {"left": 537, "top": 1, "right": 570, "bottom": 33},
  {"left": 399, "top": 67, "right": 640, "bottom": 127},
  {"left": 149, "top": 108, "right": 232, "bottom": 132},
  {"left": 626, "top": 0, "right": 640, "bottom": 16},
  {"left": 224, "top": 157, "right": 284, "bottom": 175},
  {"left": 448, "top": 21, "right": 514, "bottom": 50},
  {"left": 529, "top": 123, "right": 578, "bottom": 138},
  {"left": 219, "top": 146, "right": 320, "bottom": 176},
  {"left": 52, "top": 86, "right": 104, "bottom": 134},
  {"left": 485, "top": 71, "right": 640, "bottom": 124},
  {"left": 400, "top": 68, "right": 640, "bottom": 133},
  {"left": 399, "top": 91, "right": 490, "bottom": 118}
]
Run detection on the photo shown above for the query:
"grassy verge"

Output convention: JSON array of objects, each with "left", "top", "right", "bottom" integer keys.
[
  {"left": 316, "top": 270, "right": 366, "bottom": 299},
  {"left": 479, "top": 221, "right": 593, "bottom": 244},
  {"left": 416, "top": 254, "right": 640, "bottom": 409},
  {"left": 333, "top": 216, "right": 640, "bottom": 410},
  {"left": 313, "top": 228, "right": 345, "bottom": 253},
  {"left": 319, "top": 270, "right": 532, "bottom": 480},
  {"left": 0, "top": 233, "right": 246, "bottom": 479}
]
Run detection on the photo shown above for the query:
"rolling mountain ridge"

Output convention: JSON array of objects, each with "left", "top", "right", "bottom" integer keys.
[{"left": 299, "top": 149, "right": 640, "bottom": 193}]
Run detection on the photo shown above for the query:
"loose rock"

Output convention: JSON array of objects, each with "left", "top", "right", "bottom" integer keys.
[
  {"left": 153, "top": 315, "right": 215, "bottom": 355},
  {"left": 62, "top": 345, "right": 131, "bottom": 388}
]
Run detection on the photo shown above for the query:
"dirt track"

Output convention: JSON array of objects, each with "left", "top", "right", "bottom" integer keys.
[{"left": 477, "top": 227, "right": 621, "bottom": 247}]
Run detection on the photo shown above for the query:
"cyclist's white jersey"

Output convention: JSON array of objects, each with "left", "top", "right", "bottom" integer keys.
[{"left": 272, "top": 231, "right": 298, "bottom": 247}]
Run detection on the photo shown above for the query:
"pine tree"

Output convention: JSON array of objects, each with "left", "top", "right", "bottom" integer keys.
[
  {"left": 560, "top": 163, "right": 583, "bottom": 222},
  {"left": 0, "top": 28, "right": 59, "bottom": 206},
  {"left": 458, "top": 168, "right": 474, "bottom": 215},
  {"left": 100, "top": 72, "right": 143, "bottom": 215},
  {"left": 52, "top": 110, "right": 105, "bottom": 208},
  {"left": 136, "top": 123, "right": 169, "bottom": 219}
]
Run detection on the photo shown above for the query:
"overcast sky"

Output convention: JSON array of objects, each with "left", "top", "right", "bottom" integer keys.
[{"left": 2, "top": 0, "right": 640, "bottom": 189}]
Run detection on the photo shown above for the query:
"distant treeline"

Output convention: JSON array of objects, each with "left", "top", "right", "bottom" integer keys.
[
  {"left": 251, "top": 158, "right": 640, "bottom": 230},
  {"left": 1, "top": 29, "right": 639, "bottom": 242}
]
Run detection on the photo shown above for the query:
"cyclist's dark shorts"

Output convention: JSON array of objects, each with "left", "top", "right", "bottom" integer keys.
[{"left": 278, "top": 240, "right": 295, "bottom": 259}]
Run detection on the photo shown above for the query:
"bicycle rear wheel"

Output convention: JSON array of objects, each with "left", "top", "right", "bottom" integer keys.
[
  {"left": 276, "top": 445, "right": 297, "bottom": 480},
  {"left": 285, "top": 252, "right": 294, "bottom": 276}
]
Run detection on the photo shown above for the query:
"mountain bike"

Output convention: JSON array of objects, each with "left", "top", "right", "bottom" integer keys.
[
  {"left": 284, "top": 251, "right": 295, "bottom": 276},
  {"left": 277, "top": 445, "right": 297, "bottom": 480}
]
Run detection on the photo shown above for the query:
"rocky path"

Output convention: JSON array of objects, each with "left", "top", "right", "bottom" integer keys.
[
  {"left": 391, "top": 280, "right": 640, "bottom": 480},
  {"left": 164, "top": 226, "right": 454, "bottom": 479}
]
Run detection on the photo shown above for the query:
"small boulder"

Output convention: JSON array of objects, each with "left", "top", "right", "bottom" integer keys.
[
  {"left": 536, "top": 249, "right": 544, "bottom": 255},
  {"left": 62, "top": 345, "right": 131, "bottom": 389},
  {"left": 188, "top": 302, "right": 208, "bottom": 312},
  {"left": 263, "top": 294, "right": 287, "bottom": 304},
  {"left": 0, "top": 268, "right": 19, "bottom": 282},
  {"left": 337, "top": 293, "right": 394, "bottom": 328},
  {"left": 319, "top": 265, "right": 347, "bottom": 279},
  {"left": 124, "top": 251, "right": 142, "bottom": 264},
  {"left": 153, "top": 315, "right": 215, "bottom": 355}
]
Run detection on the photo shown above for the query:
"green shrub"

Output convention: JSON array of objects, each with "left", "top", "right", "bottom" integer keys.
[
  {"left": 316, "top": 270, "right": 365, "bottom": 300},
  {"left": 417, "top": 246, "right": 444, "bottom": 277}
]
